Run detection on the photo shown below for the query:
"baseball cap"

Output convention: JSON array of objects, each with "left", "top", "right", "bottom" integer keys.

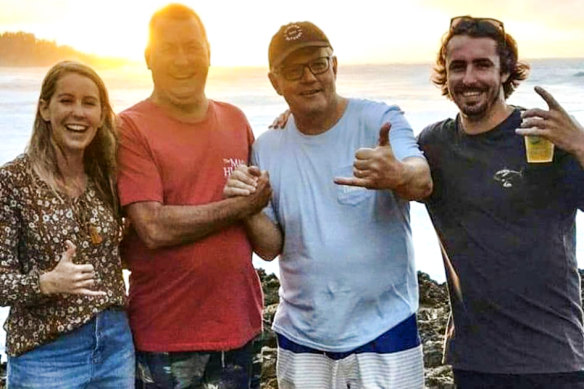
[{"left": 268, "top": 21, "right": 332, "bottom": 69}]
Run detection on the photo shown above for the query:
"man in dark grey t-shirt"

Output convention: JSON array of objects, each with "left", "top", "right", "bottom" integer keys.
[{"left": 417, "top": 16, "right": 584, "bottom": 388}]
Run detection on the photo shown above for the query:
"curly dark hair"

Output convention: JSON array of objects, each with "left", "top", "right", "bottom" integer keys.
[{"left": 432, "top": 18, "right": 530, "bottom": 100}]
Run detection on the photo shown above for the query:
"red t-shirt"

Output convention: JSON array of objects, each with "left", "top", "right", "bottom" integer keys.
[{"left": 117, "top": 99, "right": 262, "bottom": 352}]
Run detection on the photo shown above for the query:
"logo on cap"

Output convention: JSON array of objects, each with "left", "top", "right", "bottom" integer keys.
[{"left": 284, "top": 24, "right": 303, "bottom": 41}]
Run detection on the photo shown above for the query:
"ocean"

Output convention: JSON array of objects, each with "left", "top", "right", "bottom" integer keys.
[{"left": 0, "top": 58, "right": 583, "bottom": 358}]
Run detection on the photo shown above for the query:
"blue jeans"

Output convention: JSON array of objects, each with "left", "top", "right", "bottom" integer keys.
[{"left": 7, "top": 308, "right": 135, "bottom": 389}]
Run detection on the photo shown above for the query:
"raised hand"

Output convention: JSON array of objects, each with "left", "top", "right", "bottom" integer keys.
[
  {"left": 39, "top": 240, "right": 106, "bottom": 296},
  {"left": 334, "top": 122, "right": 407, "bottom": 190},
  {"left": 517, "top": 86, "right": 584, "bottom": 161}
]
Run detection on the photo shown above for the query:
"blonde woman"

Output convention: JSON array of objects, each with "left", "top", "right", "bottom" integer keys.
[{"left": 0, "top": 61, "right": 133, "bottom": 388}]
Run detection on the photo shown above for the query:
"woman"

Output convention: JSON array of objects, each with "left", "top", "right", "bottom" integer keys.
[{"left": 0, "top": 61, "right": 134, "bottom": 388}]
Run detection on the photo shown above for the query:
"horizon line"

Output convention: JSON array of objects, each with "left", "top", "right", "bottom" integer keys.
[{"left": 0, "top": 56, "right": 582, "bottom": 71}]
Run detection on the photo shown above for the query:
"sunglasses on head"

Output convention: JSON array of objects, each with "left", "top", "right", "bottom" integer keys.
[{"left": 450, "top": 15, "right": 505, "bottom": 36}]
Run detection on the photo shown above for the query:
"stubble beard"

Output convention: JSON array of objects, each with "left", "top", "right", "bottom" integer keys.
[{"left": 455, "top": 86, "right": 503, "bottom": 123}]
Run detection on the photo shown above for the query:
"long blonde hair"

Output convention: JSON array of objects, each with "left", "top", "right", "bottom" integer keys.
[{"left": 26, "top": 61, "right": 119, "bottom": 215}]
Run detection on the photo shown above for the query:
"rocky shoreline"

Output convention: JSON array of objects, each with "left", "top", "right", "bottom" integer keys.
[
  {"left": 1, "top": 269, "right": 582, "bottom": 389},
  {"left": 256, "top": 268, "right": 584, "bottom": 389},
  {"left": 256, "top": 269, "right": 454, "bottom": 389}
]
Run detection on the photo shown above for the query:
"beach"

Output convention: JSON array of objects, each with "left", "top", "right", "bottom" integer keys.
[{"left": 0, "top": 58, "right": 583, "bottom": 358}]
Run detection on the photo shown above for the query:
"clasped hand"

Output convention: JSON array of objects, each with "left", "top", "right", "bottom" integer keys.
[{"left": 224, "top": 165, "right": 272, "bottom": 213}]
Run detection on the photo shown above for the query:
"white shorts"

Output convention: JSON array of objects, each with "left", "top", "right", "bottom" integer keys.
[{"left": 276, "top": 315, "right": 424, "bottom": 389}]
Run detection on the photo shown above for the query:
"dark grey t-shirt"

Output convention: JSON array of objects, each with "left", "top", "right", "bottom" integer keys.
[{"left": 418, "top": 109, "right": 584, "bottom": 374}]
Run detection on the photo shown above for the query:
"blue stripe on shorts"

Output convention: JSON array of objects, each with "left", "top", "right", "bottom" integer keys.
[{"left": 277, "top": 314, "right": 420, "bottom": 360}]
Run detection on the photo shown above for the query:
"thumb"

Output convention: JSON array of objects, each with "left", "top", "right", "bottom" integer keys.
[
  {"left": 248, "top": 165, "right": 262, "bottom": 177},
  {"left": 60, "top": 240, "right": 77, "bottom": 262},
  {"left": 378, "top": 122, "right": 391, "bottom": 147}
]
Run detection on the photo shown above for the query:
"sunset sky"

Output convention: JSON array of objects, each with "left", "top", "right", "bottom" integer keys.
[{"left": 2, "top": 0, "right": 584, "bottom": 66}]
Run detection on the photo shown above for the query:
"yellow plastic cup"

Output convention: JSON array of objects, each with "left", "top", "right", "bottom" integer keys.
[{"left": 524, "top": 135, "right": 554, "bottom": 163}]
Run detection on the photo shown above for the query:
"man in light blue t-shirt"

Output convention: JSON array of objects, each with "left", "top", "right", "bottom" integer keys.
[{"left": 224, "top": 21, "right": 432, "bottom": 388}]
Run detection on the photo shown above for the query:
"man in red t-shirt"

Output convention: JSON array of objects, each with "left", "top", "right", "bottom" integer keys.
[{"left": 116, "top": 4, "right": 273, "bottom": 388}]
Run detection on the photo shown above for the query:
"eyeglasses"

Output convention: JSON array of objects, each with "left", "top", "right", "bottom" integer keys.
[
  {"left": 276, "top": 56, "right": 333, "bottom": 81},
  {"left": 450, "top": 15, "right": 505, "bottom": 37}
]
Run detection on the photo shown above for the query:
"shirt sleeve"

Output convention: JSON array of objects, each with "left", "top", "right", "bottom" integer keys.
[
  {"left": 0, "top": 171, "right": 45, "bottom": 307},
  {"left": 117, "top": 113, "right": 164, "bottom": 207},
  {"left": 382, "top": 105, "right": 424, "bottom": 161}
]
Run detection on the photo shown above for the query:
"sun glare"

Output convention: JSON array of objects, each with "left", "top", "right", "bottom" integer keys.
[
  {"left": 49, "top": 2, "right": 156, "bottom": 61},
  {"left": 1, "top": 0, "right": 584, "bottom": 66}
]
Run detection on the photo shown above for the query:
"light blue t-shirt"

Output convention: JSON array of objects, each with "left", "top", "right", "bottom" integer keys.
[{"left": 252, "top": 98, "right": 423, "bottom": 352}]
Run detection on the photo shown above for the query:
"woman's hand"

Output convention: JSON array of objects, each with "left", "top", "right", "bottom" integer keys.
[{"left": 39, "top": 240, "right": 106, "bottom": 296}]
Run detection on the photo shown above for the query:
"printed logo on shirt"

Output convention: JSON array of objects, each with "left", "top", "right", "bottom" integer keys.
[
  {"left": 223, "top": 158, "right": 246, "bottom": 177},
  {"left": 493, "top": 168, "right": 523, "bottom": 188}
]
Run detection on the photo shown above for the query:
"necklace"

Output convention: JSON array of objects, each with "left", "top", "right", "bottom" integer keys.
[
  {"left": 70, "top": 191, "right": 103, "bottom": 246},
  {"left": 57, "top": 175, "right": 102, "bottom": 246}
]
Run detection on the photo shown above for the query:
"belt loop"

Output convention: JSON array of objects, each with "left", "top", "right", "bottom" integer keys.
[{"left": 221, "top": 350, "right": 225, "bottom": 368}]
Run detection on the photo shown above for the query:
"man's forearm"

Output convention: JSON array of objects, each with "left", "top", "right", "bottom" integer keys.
[
  {"left": 128, "top": 196, "right": 264, "bottom": 249},
  {"left": 244, "top": 213, "right": 283, "bottom": 261},
  {"left": 393, "top": 157, "right": 433, "bottom": 201}
]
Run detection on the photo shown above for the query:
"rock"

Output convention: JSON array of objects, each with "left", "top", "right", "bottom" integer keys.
[
  {"left": 261, "top": 346, "right": 278, "bottom": 381},
  {"left": 263, "top": 303, "right": 278, "bottom": 325},
  {"left": 261, "top": 377, "right": 279, "bottom": 389},
  {"left": 255, "top": 269, "right": 456, "bottom": 388},
  {"left": 425, "top": 365, "right": 456, "bottom": 389},
  {"left": 423, "top": 340, "right": 444, "bottom": 368},
  {"left": 415, "top": 272, "right": 454, "bottom": 387},
  {"left": 418, "top": 272, "right": 449, "bottom": 309},
  {"left": 257, "top": 268, "right": 280, "bottom": 307}
]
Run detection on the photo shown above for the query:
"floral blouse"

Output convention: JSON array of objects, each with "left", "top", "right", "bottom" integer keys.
[{"left": 0, "top": 155, "right": 127, "bottom": 356}]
